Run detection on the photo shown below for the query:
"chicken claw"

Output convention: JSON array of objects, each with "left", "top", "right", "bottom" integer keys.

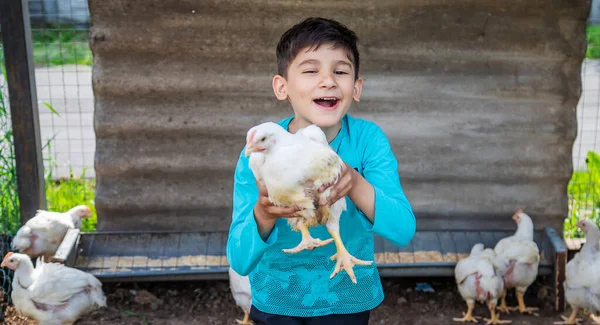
[
  {"left": 235, "top": 309, "right": 253, "bottom": 325},
  {"left": 454, "top": 302, "right": 480, "bottom": 323},
  {"left": 514, "top": 291, "right": 539, "bottom": 316},
  {"left": 553, "top": 310, "right": 583, "bottom": 325},
  {"left": 484, "top": 303, "right": 512, "bottom": 324},
  {"left": 283, "top": 224, "right": 333, "bottom": 254},
  {"left": 326, "top": 228, "right": 372, "bottom": 283},
  {"left": 588, "top": 313, "right": 600, "bottom": 325},
  {"left": 497, "top": 290, "right": 511, "bottom": 314},
  {"left": 329, "top": 249, "right": 372, "bottom": 284},
  {"left": 283, "top": 237, "right": 334, "bottom": 253}
]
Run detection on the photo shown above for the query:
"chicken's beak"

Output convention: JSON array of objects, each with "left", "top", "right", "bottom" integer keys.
[
  {"left": 244, "top": 145, "right": 254, "bottom": 157},
  {"left": 1, "top": 260, "right": 8, "bottom": 268}
]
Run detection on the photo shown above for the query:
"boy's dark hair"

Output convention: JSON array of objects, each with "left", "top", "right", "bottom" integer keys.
[{"left": 276, "top": 17, "right": 360, "bottom": 80}]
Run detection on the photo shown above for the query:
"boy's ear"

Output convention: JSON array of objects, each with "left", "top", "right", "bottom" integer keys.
[
  {"left": 272, "top": 75, "right": 288, "bottom": 100},
  {"left": 353, "top": 77, "right": 363, "bottom": 102}
]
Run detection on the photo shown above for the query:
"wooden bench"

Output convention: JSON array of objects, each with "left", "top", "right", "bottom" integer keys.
[{"left": 54, "top": 227, "right": 567, "bottom": 311}]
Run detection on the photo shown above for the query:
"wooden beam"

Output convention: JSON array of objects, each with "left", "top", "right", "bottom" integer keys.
[
  {"left": 0, "top": 0, "right": 46, "bottom": 224},
  {"left": 51, "top": 228, "right": 80, "bottom": 265}
]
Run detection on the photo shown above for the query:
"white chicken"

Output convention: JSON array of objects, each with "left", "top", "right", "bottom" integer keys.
[
  {"left": 554, "top": 219, "right": 600, "bottom": 325},
  {"left": 1, "top": 252, "right": 106, "bottom": 325},
  {"left": 454, "top": 243, "right": 511, "bottom": 325},
  {"left": 12, "top": 205, "right": 91, "bottom": 260},
  {"left": 244, "top": 122, "right": 372, "bottom": 283},
  {"left": 493, "top": 209, "right": 540, "bottom": 316},
  {"left": 229, "top": 267, "right": 253, "bottom": 325}
]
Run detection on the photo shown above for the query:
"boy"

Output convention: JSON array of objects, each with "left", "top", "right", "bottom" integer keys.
[{"left": 226, "top": 17, "right": 416, "bottom": 325}]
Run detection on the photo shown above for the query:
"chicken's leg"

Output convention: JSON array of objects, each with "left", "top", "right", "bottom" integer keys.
[
  {"left": 484, "top": 302, "right": 512, "bottom": 324},
  {"left": 324, "top": 202, "right": 372, "bottom": 284},
  {"left": 453, "top": 301, "right": 479, "bottom": 323},
  {"left": 514, "top": 290, "right": 538, "bottom": 316},
  {"left": 588, "top": 313, "right": 600, "bottom": 325},
  {"left": 497, "top": 288, "right": 511, "bottom": 314},
  {"left": 327, "top": 230, "right": 373, "bottom": 283},
  {"left": 282, "top": 223, "right": 333, "bottom": 254},
  {"left": 553, "top": 308, "right": 582, "bottom": 325},
  {"left": 235, "top": 309, "right": 253, "bottom": 325}
]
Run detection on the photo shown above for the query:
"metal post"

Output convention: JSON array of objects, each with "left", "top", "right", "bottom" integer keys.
[{"left": 0, "top": 0, "right": 46, "bottom": 224}]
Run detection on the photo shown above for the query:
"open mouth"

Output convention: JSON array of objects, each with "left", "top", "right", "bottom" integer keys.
[{"left": 313, "top": 97, "right": 340, "bottom": 110}]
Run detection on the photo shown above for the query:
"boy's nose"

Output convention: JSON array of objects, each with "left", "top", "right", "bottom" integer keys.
[{"left": 319, "top": 73, "right": 337, "bottom": 88}]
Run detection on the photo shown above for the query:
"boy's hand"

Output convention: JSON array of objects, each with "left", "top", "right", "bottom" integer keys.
[
  {"left": 254, "top": 182, "right": 302, "bottom": 220},
  {"left": 318, "top": 162, "right": 358, "bottom": 206}
]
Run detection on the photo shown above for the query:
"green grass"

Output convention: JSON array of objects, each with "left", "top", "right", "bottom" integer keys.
[
  {"left": 45, "top": 167, "right": 97, "bottom": 233},
  {"left": 31, "top": 24, "right": 92, "bottom": 67},
  {"left": 0, "top": 64, "right": 21, "bottom": 236},
  {"left": 0, "top": 24, "right": 92, "bottom": 67},
  {"left": 31, "top": 25, "right": 92, "bottom": 67},
  {"left": 564, "top": 151, "right": 600, "bottom": 238},
  {"left": 587, "top": 25, "right": 600, "bottom": 59}
]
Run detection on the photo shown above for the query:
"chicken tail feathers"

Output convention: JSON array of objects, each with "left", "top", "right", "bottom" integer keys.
[
  {"left": 11, "top": 226, "right": 32, "bottom": 251},
  {"left": 90, "top": 285, "right": 107, "bottom": 308}
]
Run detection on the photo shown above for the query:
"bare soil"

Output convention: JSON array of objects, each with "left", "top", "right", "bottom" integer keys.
[{"left": 1, "top": 276, "right": 590, "bottom": 325}]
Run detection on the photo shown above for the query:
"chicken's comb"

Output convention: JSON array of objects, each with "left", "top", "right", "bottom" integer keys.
[
  {"left": 3, "top": 252, "right": 13, "bottom": 260},
  {"left": 247, "top": 129, "right": 256, "bottom": 144}
]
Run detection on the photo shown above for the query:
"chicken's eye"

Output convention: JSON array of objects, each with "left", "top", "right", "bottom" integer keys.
[{"left": 260, "top": 137, "right": 266, "bottom": 142}]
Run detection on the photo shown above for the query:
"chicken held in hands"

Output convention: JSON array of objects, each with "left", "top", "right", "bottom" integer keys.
[{"left": 245, "top": 122, "right": 372, "bottom": 283}]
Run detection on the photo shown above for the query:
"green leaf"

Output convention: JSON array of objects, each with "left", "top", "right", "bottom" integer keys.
[{"left": 43, "top": 102, "right": 60, "bottom": 116}]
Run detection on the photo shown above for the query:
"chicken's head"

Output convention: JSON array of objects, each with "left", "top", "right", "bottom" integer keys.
[
  {"left": 245, "top": 122, "right": 282, "bottom": 156},
  {"left": 69, "top": 205, "right": 92, "bottom": 218},
  {"left": 576, "top": 218, "right": 599, "bottom": 234},
  {"left": 512, "top": 209, "right": 531, "bottom": 225},
  {"left": 67, "top": 205, "right": 92, "bottom": 228},
  {"left": 470, "top": 243, "right": 484, "bottom": 255},
  {"left": 1, "top": 252, "right": 24, "bottom": 270}
]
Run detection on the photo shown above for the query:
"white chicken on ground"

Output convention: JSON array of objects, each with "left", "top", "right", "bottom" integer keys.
[
  {"left": 229, "top": 267, "right": 253, "bottom": 325},
  {"left": 454, "top": 243, "right": 511, "bottom": 325},
  {"left": 12, "top": 205, "right": 91, "bottom": 260},
  {"left": 244, "top": 122, "right": 372, "bottom": 284},
  {"left": 554, "top": 219, "right": 600, "bottom": 325},
  {"left": 1, "top": 252, "right": 106, "bottom": 325},
  {"left": 492, "top": 209, "right": 540, "bottom": 316}
]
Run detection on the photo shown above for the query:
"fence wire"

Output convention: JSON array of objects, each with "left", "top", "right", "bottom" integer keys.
[
  {"left": 30, "top": 0, "right": 94, "bottom": 180},
  {"left": 0, "top": 23, "right": 18, "bottom": 319},
  {"left": 566, "top": 21, "right": 600, "bottom": 238}
]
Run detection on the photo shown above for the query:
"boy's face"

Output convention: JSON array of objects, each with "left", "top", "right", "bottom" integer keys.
[{"left": 273, "top": 43, "right": 363, "bottom": 130}]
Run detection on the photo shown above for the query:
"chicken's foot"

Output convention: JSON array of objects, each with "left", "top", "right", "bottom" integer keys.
[
  {"left": 282, "top": 224, "right": 333, "bottom": 254},
  {"left": 327, "top": 230, "right": 372, "bottom": 284},
  {"left": 513, "top": 291, "right": 539, "bottom": 316},
  {"left": 453, "top": 301, "right": 480, "bottom": 323},
  {"left": 588, "top": 313, "right": 600, "bottom": 325},
  {"left": 553, "top": 308, "right": 582, "bottom": 325},
  {"left": 235, "top": 309, "right": 253, "bottom": 325},
  {"left": 497, "top": 289, "right": 511, "bottom": 314},
  {"left": 484, "top": 302, "right": 512, "bottom": 324}
]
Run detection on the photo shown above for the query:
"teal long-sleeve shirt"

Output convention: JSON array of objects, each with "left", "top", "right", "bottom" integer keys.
[{"left": 226, "top": 114, "right": 416, "bottom": 317}]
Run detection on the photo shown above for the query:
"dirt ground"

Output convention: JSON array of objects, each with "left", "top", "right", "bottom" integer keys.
[{"left": 0, "top": 276, "right": 589, "bottom": 325}]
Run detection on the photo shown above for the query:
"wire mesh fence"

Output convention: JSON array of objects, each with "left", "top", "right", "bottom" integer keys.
[
  {"left": 0, "top": 24, "right": 18, "bottom": 317},
  {"left": 30, "top": 0, "right": 94, "bottom": 180},
  {"left": 566, "top": 20, "right": 600, "bottom": 238}
]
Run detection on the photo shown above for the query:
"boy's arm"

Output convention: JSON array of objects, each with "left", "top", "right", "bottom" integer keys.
[
  {"left": 226, "top": 152, "right": 279, "bottom": 276},
  {"left": 349, "top": 124, "right": 416, "bottom": 247}
]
